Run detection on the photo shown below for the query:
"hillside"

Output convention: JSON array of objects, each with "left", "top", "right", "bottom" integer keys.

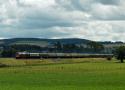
[
  {"left": 0, "top": 38, "right": 124, "bottom": 55},
  {"left": 0, "top": 38, "right": 91, "bottom": 47}
]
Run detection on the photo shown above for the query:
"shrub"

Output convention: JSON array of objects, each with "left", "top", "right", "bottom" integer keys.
[{"left": 0, "top": 63, "right": 8, "bottom": 67}]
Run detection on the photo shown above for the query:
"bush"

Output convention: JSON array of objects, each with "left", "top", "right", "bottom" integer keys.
[
  {"left": 114, "top": 46, "right": 125, "bottom": 63},
  {"left": 107, "top": 57, "right": 112, "bottom": 61},
  {"left": 0, "top": 63, "right": 8, "bottom": 67}
]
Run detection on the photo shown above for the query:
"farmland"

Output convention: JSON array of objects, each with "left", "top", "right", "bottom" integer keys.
[{"left": 0, "top": 58, "right": 125, "bottom": 90}]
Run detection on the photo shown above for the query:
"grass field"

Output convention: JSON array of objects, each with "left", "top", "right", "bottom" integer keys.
[{"left": 0, "top": 58, "right": 125, "bottom": 90}]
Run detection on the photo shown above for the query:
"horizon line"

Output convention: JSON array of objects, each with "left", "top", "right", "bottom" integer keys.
[{"left": 0, "top": 37, "right": 124, "bottom": 43}]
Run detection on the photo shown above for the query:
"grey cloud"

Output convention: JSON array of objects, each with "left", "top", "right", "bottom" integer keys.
[
  {"left": 90, "top": 3, "right": 125, "bottom": 20},
  {"left": 0, "top": 0, "right": 125, "bottom": 41},
  {"left": 55, "top": 0, "right": 91, "bottom": 11},
  {"left": 96, "top": 0, "right": 121, "bottom": 5},
  {"left": 18, "top": 19, "right": 75, "bottom": 29},
  {"left": 55, "top": 0, "right": 125, "bottom": 20}
]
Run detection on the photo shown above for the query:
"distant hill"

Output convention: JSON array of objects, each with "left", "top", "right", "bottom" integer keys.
[
  {"left": 0, "top": 38, "right": 92, "bottom": 47},
  {"left": 0, "top": 38, "right": 125, "bottom": 56},
  {"left": 0, "top": 38, "right": 124, "bottom": 48}
]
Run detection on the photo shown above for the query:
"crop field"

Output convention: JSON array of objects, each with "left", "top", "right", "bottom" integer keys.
[{"left": 0, "top": 58, "right": 125, "bottom": 90}]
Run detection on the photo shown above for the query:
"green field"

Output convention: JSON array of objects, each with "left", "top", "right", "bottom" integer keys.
[{"left": 0, "top": 58, "right": 125, "bottom": 90}]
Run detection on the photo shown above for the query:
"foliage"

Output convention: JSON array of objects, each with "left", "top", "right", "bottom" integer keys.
[
  {"left": 1, "top": 44, "right": 43, "bottom": 57},
  {"left": 53, "top": 41, "right": 62, "bottom": 52},
  {"left": 11, "top": 44, "right": 42, "bottom": 51},
  {"left": 0, "top": 63, "right": 8, "bottom": 67},
  {"left": 1, "top": 49, "right": 17, "bottom": 57},
  {"left": 87, "top": 41, "right": 104, "bottom": 52},
  {"left": 0, "top": 40, "right": 110, "bottom": 57},
  {"left": 114, "top": 46, "right": 125, "bottom": 63}
]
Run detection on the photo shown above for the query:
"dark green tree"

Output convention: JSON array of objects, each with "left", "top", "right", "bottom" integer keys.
[
  {"left": 114, "top": 46, "right": 125, "bottom": 63},
  {"left": 54, "top": 41, "right": 62, "bottom": 52},
  {"left": 87, "top": 41, "right": 104, "bottom": 52},
  {"left": 1, "top": 48, "right": 17, "bottom": 57}
]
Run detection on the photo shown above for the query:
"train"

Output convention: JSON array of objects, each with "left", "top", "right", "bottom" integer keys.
[{"left": 15, "top": 52, "right": 114, "bottom": 59}]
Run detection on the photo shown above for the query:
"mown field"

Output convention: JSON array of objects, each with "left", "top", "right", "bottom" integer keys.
[{"left": 0, "top": 58, "right": 125, "bottom": 90}]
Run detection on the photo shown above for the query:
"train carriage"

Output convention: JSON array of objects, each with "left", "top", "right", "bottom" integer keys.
[{"left": 16, "top": 52, "right": 113, "bottom": 59}]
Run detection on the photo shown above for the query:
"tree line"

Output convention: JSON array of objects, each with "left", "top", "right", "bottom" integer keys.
[
  {"left": 1, "top": 41, "right": 125, "bottom": 63},
  {"left": 1, "top": 41, "right": 105, "bottom": 57},
  {"left": 53, "top": 41, "right": 104, "bottom": 53}
]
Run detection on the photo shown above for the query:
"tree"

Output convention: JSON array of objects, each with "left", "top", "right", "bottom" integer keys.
[
  {"left": 62, "top": 44, "right": 78, "bottom": 53},
  {"left": 53, "top": 41, "right": 62, "bottom": 52},
  {"left": 87, "top": 41, "right": 104, "bottom": 52},
  {"left": 11, "top": 44, "right": 42, "bottom": 52},
  {"left": 114, "top": 46, "right": 125, "bottom": 63},
  {"left": 1, "top": 48, "right": 17, "bottom": 57}
]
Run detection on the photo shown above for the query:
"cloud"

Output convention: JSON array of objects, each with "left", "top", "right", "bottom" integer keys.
[
  {"left": 0, "top": 0, "right": 125, "bottom": 41},
  {"left": 96, "top": 0, "right": 121, "bottom": 5}
]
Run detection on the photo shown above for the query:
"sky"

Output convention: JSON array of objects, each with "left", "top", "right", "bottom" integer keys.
[{"left": 0, "top": 0, "right": 125, "bottom": 41}]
